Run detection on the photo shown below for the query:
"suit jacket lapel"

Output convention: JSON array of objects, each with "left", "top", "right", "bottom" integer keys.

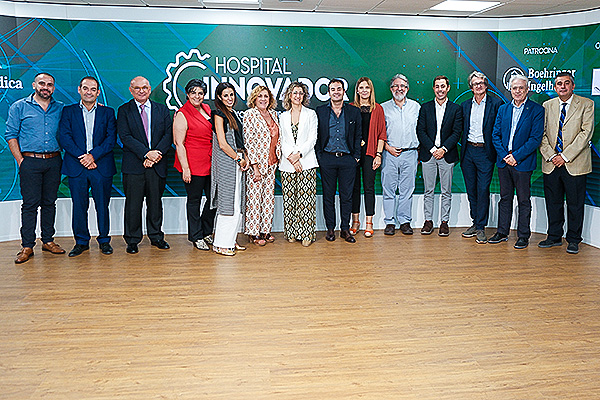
[
  {"left": 564, "top": 96, "right": 579, "bottom": 125},
  {"left": 514, "top": 100, "right": 531, "bottom": 138}
]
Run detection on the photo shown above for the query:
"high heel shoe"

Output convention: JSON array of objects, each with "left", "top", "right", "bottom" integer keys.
[
  {"left": 364, "top": 222, "right": 374, "bottom": 238},
  {"left": 349, "top": 218, "right": 360, "bottom": 235}
]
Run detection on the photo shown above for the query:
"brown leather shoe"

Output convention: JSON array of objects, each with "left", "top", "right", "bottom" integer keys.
[
  {"left": 438, "top": 221, "right": 450, "bottom": 237},
  {"left": 399, "top": 222, "right": 413, "bottom": 235},
  {"left": 42, "top": 241, "right": 66, "bottom": 254},
  {"left": 15, "top": 247, "right": 34, "bottom": 264},
  {"left": 421, "top": 220, "right": 434, "bottom": 235}
]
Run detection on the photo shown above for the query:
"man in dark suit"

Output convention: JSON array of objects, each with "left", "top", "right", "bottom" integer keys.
[
  {"left": 489, "top": 74, "right": 544, "bottom": 249},
  {"left": 59, "top": 76, "right": 117, "bottom": 257},
  {"left": 416, "top": 75, "right": 463, "bottom": 236},
  {"left": 460, "top": 71, "right": 503, "bottom": 244},
  {"left": 117, "top": 76, "right": 173, "bottom": 254},
  {"left": 316, "top": 78, "right": 362, "bottom": 243}
]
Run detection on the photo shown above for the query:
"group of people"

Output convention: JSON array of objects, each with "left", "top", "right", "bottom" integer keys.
[{"left": 5, "top": 68, "right": 594, "bottom": 263}]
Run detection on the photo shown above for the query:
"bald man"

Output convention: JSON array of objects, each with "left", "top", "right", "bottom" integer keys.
[{"left": 117, "top": 76, "right": 173, "bottom": 254}]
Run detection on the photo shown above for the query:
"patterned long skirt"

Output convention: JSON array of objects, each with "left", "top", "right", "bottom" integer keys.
[
  {"left": 245, "top": 164, "right": 277, "bottom": 236},
  {"left": 281, "top": 168, "right": 317, "bottom": 242}
]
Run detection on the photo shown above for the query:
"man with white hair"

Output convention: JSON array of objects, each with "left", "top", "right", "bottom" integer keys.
[
  {"left": 489, "top": 74, "right": 544, "bottom": 249},
  {"left": 380, "top": 74, "right": 421, "bottom": 236}
]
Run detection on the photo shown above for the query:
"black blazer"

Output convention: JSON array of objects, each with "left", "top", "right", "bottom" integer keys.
[
  {"left": 460, "top": 94, "right": 503, "bottom": 163},
  {"left": 416, "top": 100, "right": 463, "bottom": 164},
  {"left": 117, "top": 99, "right": 173, "bottom": 178},
  {"left": 315, "top": 102, "right": 362, "bottom": 161}
]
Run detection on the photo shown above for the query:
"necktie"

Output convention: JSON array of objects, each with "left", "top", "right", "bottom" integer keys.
[
  {"left": 555, "top": 102, "right": 567, "bottom": 153},
  {"left": 140, "top": 104, "right": 150, "bottom": 145}
]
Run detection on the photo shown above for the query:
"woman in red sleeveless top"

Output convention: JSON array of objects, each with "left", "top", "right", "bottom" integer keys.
[{"left": 173, "top": 79, "right": 216, "bottom": 250}]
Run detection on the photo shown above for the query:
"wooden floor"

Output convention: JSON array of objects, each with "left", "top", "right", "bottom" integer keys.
[{"left": 1, "top": 229, "right": 599, "bottom": 399}]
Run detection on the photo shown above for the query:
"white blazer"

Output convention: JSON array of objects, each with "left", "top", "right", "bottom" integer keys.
[{"left": 278, "top": 106, "right": 319, "bottom": 173}]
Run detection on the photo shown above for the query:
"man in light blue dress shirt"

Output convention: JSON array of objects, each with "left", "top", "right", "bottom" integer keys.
[{"left": 5, "top": 73, "right": 66, "bottom": 263}]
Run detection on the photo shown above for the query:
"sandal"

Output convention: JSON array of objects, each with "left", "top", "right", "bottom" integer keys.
[
  {"left": 349, "top": 216, "right": 360, "bottom": 235},
  {"left": 364, "top": 222, "right": 374, "bottom": 238},
  {"left": 249, "top": 235, "right": 266, "bottom": 246},
  {"left": 235, "top": 242, "right": 246, "bottom": 251},
  {"left": 262, "top": 233, "right": 275, "bottom": 243},
  {"left": 214, "top": 246, "right": 235, "bottom": 256}
]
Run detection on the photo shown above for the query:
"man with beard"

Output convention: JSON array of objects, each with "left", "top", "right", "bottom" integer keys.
[
  {"left": 380, "top": 74, "right": 421, "bottom": 236},
  {"left": 5, "top": 72, "right": 66, "bottom": 263},
  {"left": 316, "top": 78, "right": 362, "bottom": 243}
]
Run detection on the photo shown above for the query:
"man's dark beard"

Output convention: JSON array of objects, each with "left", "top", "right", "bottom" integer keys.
[{"left": 35, "top": 88, "right": 52, "bottom": 100}]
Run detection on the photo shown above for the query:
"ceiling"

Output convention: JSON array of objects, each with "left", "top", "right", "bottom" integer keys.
[{"left": 7, "top": 0, "right": 600, "bottom": 18}]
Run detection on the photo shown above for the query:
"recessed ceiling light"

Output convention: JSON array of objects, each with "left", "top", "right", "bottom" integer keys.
[
  {"left": 431, "top": 1, "right": 501, "bottom": 12},
  {"left": 202, "top": 0, "right": 259, "bottom": 4}
]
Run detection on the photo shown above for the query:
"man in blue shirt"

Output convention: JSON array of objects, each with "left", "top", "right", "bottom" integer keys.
[
  {"left": 315, "top": 79, "right": 362, "bottom": 243},
  {"left": 5, "top": 72, "right": 66, "bottom": 263},
  {"left": 489, "top": 74, "right": 544, "bottom": 249}
]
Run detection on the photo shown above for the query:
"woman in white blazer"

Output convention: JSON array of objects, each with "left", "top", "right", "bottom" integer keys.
[{"left": 279, "top": 81, "right": 319, "bottom": 246}]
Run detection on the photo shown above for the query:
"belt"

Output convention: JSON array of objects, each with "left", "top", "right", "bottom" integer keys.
[
  {"left": 467, "top": 141, "right": 484, "bottom": 148},
  {"left": 325, "top": 151, "right": 348, "bottom": 158},
  {"left": 398, "top": 147, "right": 418, "bottom": 151},
  {"left": 22, "top": 151, "right": 61, "bottom": 159}
]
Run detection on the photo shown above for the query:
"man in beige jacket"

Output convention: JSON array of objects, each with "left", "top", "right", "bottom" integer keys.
[{"left": 539, "top": 72, "right": 595, "bottom": 254}]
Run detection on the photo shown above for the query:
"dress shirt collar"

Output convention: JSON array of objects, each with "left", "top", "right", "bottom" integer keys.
[
  {"left": 472, "top": 94, "right": 487, "bottom": 106},
  {"left": 79, "top": 100, "right": 97, "bottom": 112}
]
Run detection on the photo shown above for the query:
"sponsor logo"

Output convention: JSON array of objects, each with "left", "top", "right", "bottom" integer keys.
[
  {"left": 502, "top": 67, "right": 525, "bottom": 90},
  {"left": 0, "top": 64, "right": 24, "bottom": 90},
  {"left": 523, "top": 46, "right": 558, "bottom": 55},
  {"left": 596, "top": 42, "right": 600, "bottom": 50}
]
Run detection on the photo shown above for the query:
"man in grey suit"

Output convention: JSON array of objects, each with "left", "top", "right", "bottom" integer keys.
[{"left": 538, "top": 72, "right": 594, "bottom": 254}]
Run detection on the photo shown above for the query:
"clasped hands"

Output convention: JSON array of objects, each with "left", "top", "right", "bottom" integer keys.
[
  {"left": 78, "top": 153, "right": 97, "bottom": 169},
  {"left": 144, "top": 150, "right": 162, "bottom": 168},
  {"left": 288, "top": 152, "right": 303, "bottom": 172},
  {"left": 503, "top": 153, "right": 517, "bottom": 167}
]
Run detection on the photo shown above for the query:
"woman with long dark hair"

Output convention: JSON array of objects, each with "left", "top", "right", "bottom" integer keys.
[{"left": 210, "top": 82, "right": 249, "bottom": 256}]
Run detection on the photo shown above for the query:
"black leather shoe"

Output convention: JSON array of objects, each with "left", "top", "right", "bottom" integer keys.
[
  {"left": 399, "top": 223, "right": 413, "bottom": 235},
  {"left": 99, "top": 242, "right": 113, "bottom": 255},
  {"left": 68, "top": 244, "right": 89, "bottom": 257},
  {"left": 151, "top": 239, "right": 170, "bottom": 249},
  {"left": 340, "top": 230, "right": 356, "bottom": 243},
  {"left": 566, "top": 242, "right": 579, "bottom": 254},
  {"left": 325, "top": 229, "right": 336, "bottom": 242},
  {"left": 514, "top": 237, "right": 529, "bottom": 249},
  {"left": 126, "top": 243, "right": 139, "bottom": 254},
  {"left": 488, "top": 232, "right": 508, "bottom": 244},
  {"left": 384, "top": 224, "right": 396, "bottom": 236},
  {"left": 538, "top": 238, "right": 562, "bottom": 248}
]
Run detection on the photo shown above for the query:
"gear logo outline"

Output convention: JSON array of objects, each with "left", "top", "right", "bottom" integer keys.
[{"left": 163, "top": 49, "right": 211, "bottom": 111}]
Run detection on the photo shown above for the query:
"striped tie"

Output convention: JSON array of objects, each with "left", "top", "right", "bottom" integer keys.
[{"left": 555, "top": 102, "right": 567, "bottom": 153}]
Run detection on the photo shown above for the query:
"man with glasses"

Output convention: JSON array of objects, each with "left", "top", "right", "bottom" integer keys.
[
  {"left": 460, "top": 71, "right": 503, "bottom": 244},
  {"left": 380, "top": 74, "right": 421, "bottom": 236},
  {"left": 489, "top": 74, "right": 544, "bottom": 249},
  {"left": 117, "top": 76, "right": 173, "bottom": 254}
]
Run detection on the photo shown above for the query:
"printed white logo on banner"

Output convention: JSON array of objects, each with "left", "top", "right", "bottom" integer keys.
[{"left": 592, "top": 69, "right": 600, "bottom": 96}]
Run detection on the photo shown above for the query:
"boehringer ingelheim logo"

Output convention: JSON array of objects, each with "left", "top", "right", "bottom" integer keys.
[{"left": 503, "top": 67, "right": 525, "bottom": 90}]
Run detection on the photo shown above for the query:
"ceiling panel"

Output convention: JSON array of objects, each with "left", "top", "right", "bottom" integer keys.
[
  {"left": 370, "top": 0, "right": 440, "bottom": 15},
  {"left": 315, "top": 0, "right": 386, "bottom": 13},
  {"left": 261, "top": 0, "right": 320, "bottom": 12}
]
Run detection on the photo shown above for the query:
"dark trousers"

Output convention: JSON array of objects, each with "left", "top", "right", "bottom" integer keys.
[
  {"left": 461, "top": 145, "right": 494, "bottom": 230},
  {"left": 543, "top": 167, "right": 587, "bottom": 244},
  {"left": 123, "top": 169, "right": 166, "bottom": 245},
  {"left": 351, "top": 152, "right": 377, "bottom": 216},
  {"left": 319, "top": 152, "right": 356, "bottom": 231},
  {"left": 68, "top": 169, "right": 113, "bottom": 245},
  {"left": 18, "top": 156, "right": 62, "bottom": 248},
  {"left": 497, "top": 165, "right": 532, "bottom": 239},
  {"left": 184, "top": 175, "right": 216, "bottom": 242}
]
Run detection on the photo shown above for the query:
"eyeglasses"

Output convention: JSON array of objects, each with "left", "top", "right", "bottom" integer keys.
[
  {"left": 131, "top": 86, "right": 150, "bottom": 92},
  {"left": 391, "top": 84, "right": 408, "bottom": 90},
  {"left": 472, "top": 82, "right": 486, "bottom": 87}
]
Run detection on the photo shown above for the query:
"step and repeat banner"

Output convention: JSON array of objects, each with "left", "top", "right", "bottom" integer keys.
[{"left": 1, "top": 17, "right": 599, "bottom": 206}]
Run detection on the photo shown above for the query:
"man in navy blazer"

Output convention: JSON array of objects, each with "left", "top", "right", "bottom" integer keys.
[
  {"left": 416, "top": 75, "right": 463, "bottom": 236},
  {"left": 460, "top": 71, "right": 503, "bottom": 244},
  {"left": 489, "top": 74, "right": 544, "bottom": 249},
  {"left": 59, "top": 76, "right": 117, "bottom": 257},
  {"left": 316, "top": 79, "right": 362, "bottom": 243},
  {"left": 117, "top": 76, "right": 173, "bottom": 254}
]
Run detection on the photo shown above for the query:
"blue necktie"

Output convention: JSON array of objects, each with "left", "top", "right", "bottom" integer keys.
[{"left": 555, "top": 102, "right": 567, "bottom": 153}]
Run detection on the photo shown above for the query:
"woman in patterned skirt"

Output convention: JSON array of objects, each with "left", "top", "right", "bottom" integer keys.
[
  {"left": 278, "top": 81, "right": 319, "bottom": 247},
  {"left": 350, "top": 77, "right": 387, "bottom": 237},
  {"left": 243, "top": 86, "right": 281, "bottom": 246},
  {"left": 210, "top": 82, "right": 249, "bottom": 256}
]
